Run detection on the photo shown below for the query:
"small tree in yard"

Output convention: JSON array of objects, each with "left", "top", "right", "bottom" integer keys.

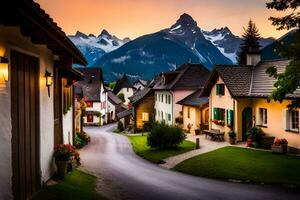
[
  {"left": 266, "top": 0, "right": 300, "bottom": 108},
  {"left": 237, "top": 19, "right": 261, "bottom": 64},
  {"left": 118, "top": 93, "right": 125, "bottom": 103},
  {"left": 147, "top": 122, "right": 186, "bottom": 149}
]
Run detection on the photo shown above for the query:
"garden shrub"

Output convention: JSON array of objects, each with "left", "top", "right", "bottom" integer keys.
[
  {"left": 118, "top": 93, "right": 125, "bottom": 102},
  {"left": 74, "top": 131, "right": 91, "bottom": 149},
  {"left": 147, "top": 122, "right": 186, "bottom": 149},
  {"left": 142, "top": 121, "right": 153, "bottom": 132},
  {"left": 248, "top": 126, "right": 264, "bottom": 147},
  {"left": 117, "top": 121, "right": 124, "bottom": 132}
]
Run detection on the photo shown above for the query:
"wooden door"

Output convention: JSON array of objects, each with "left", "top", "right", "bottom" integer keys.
[
  {"left": 242, "top": 107, "right": 253, "bottom": 141},
  {"left": 54, "top": 66, "right": 63, "bottom": 146},
  {"left": 11, "top": 50, "right": 41, "bottom": 200}
]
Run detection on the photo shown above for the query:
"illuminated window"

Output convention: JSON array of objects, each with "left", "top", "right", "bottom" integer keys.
[
  {"left": 142, "top": 112, "right": 149, "bottom": 122},
  {"left": 86, "top": 102, "right": 93, "bottom": 107}
]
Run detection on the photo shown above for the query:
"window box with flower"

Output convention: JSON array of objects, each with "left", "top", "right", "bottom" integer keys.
[{"left": 272, "top": 138, "right": 288, "bottom": 154}]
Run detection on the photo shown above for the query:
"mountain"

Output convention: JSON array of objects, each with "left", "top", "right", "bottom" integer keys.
[
  {"left": 94, "top": 13, "right": 233, "bottom": 81},
  {"left": 203, "top": 27, "right": 274, "bottom": 63},
  {"left": 261, "top": 29, "right": 298, "bottom": 61},
  {"left": 68, "top": 30, "right": 130, "bottom": 66}
]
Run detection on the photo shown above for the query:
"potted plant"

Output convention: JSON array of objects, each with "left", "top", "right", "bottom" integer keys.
[
  {"left": 228, "top": 131, "right": 236, "bottom": 145},
  {"left": 272, "top": 138, "right": 288, "bottom": 154},
  {"left": 247, "top": 126, "right": 263, "bottom": 148},
  {"left": 54, "top": 144, "right": 76, "bottom": 178}
]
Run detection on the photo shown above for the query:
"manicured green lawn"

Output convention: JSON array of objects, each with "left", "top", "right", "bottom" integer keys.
[
  {"left": 174, "top": 146, "right": 300, "bottom": 187},
  {"left": 32, "top": 169, "right": 107, "bottom": 200},
  {"left": 128, "top": 135, "right": 195, "bottom": 164}
]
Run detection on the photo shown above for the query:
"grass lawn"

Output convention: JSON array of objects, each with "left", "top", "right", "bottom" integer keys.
[
  {"left": 174, "top": 146, "right": 300, "bottom": 187},
  {"left": 128, "top": 135, "right": 195, "bottom": 164},
  {"left": 32, "top": 169, "right": 107, "bottom": 200}
]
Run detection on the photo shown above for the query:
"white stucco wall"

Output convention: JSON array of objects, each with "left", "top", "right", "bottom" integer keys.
[
  {"left": 107, "top": 99, "right": 116, "bottom": 121},
  {"left": 118, "top": 87, "right": 133, "bottom": 105},
  {"left": 0, "top": 26, "right": 56, "bottom": 198},
  {"left": 62, "top": 108, "right": 73, "bottom": 145},
  {"left": 154, "top": 91, "right": 173, "bottom": 125}
]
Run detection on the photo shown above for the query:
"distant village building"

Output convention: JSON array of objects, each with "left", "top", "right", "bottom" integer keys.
[
  {"left": 106, "top": 90, "right": 125, "bottom": 123},
  {"left": 153, "top": 64, "right": 210, "bottom": 125},
  {"left": 201, "top": 52, "right": 300, "bottom": 152},
  {"left": 133, "top": 79, "right": 148, "bottom": 91},
  {"left": 0, "top": 1, "right": 87, "bottom": 199},
  {"left": 76, "top": 68, "right": 107, "bottom": 126},
  {"left": 113, "top": 74, "right": 134, "bottom": 105},
  {"left": 177, "top": 89, "right": 209, "bottom": 134}
]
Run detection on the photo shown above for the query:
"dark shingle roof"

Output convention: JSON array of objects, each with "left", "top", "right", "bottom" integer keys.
[
  {"left": 75, "top": 68, "right": 104, "bottom": 101},
  {"left": 107, "top": 91, "right": 122, "bottom": 105},
  {"left": 177, "top": 89, "right": 209, "bottom": 107},
  {"left": 153, "top": 63, "right": 210, "bottom": 90},
  {"left": 129, "top": 87, "right": 152, "bottom": 104},
  {"left": 201, "top": 59, "right": 300, "bottom": 99},
  {"left": 113, "top": 74, "right": 132, "bottom": 94},
  {"left": 117, "top": 109, "right": 133, "bottom": 119}
]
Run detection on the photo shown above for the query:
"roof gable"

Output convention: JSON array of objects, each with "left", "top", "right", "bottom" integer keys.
[{"left": 113, "top": 74, "right": 132, "bottom": 94}]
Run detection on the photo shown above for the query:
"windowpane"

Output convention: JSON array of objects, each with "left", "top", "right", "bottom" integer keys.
[
  {"left": 291, "top": 111, "right": 299, "bottom": 130},
  {"left": 142, "top": 112, "right": 149, "bottom": 122}
]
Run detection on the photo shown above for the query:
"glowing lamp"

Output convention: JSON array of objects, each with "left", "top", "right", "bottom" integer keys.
[
  {"left": 45, "top": 70, "right": 53, "bottom": 97},
  {"left": 0, "top": 56, "right": 9, "bottom": 82}
]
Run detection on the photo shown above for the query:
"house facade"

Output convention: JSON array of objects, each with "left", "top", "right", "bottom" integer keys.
[
  {"left": 0, "top": 1, "right": 87, "bottom": 199},
  {"left": 76, "top": 68, "right": 106, "bottom": 126},
  {"left": 177, "top": 89, "right": 209, "bottom": 134},
  {"left": 153, "top": 64, "right": 210, "bottom": 125},
  {"left": 202, "top": 56, "right": 300, "bottom": 151},
  {"left": 106, "top": 90, "right": 123, "bottom": 123},
  {"left": 113, "top": 74, "right": 134, "bottom": 105}
]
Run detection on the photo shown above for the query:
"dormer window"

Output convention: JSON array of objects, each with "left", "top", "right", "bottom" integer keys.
[{"left": 216, "top": 84, "right": 225, "bottom": 96}]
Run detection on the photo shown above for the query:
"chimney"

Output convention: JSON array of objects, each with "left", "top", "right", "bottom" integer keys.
[{"left": 246, "top": 46, "right": 261, "bottom": 66}]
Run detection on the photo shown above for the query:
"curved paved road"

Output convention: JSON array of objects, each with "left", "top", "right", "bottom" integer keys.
[{"left": 80, "top": 124, "right": 300, "bottom": 200}]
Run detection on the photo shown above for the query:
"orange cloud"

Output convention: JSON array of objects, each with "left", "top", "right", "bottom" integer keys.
[{"left": 36, "top": 0, "right": 290, "bottom": 39}]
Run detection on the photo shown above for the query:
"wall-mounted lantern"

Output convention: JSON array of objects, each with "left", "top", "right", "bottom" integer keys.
[
  {"left": 0, "top": 56, "right": 9, "bottom": 82},
  {"left": 45, "top": 70, "right": 53, "bottom": 97}
]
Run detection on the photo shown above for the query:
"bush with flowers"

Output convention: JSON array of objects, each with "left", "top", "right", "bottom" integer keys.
[
  {"left": 212, "top": 120, "right": 225, "bottom": 126},
  {"left": 54, "top": 144, "right": 76, "bottom": 161},
  {"left": 273, "top": 138, "right": 288, "bottom": 146}
]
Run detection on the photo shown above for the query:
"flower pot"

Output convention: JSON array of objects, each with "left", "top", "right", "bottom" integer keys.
[
  {"left": 55, "top": 160, "right": 70, "bottom": 178},
  {"left": 246, "top": 138, "right": 253, "bottom": 147},
  {"left": 272, "top": 144, "right": 288, "bottom": 154},
  {"left": 229, "top": 137, "right": 236, "bottom": 145}
]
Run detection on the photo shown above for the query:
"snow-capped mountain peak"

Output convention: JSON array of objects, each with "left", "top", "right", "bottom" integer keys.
[{"left": 68, "top": 29, "right": 130, "bottom": 66}]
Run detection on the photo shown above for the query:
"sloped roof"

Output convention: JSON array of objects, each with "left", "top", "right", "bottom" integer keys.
[
  {"left": 117, "top": 109, "right": 133, "bottom": 119},
  {"left": 177, "top": 88, "right": 208, "bottom": 107},
  {"left": 201, "top": 59, "right": 300, "bottom": 99},
  {"left": 153, "top": 63, "right": 210, "bottom": 91},
  {"left": 113, "top": 74, "right": 132, "bottom": 94},
  {"left": 107, "top": 91, "right": 122, "bottom": 105},
  {"left": 1, "top": 0, "right": 87, "bottom": 65},
  {"left": 75, "top": 68, "right": 104, "bottom": 101},
  {"left": 129, "top": 87, "right": 153, "bottom": 104}
]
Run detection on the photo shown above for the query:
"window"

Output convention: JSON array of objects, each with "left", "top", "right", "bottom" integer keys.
[
  {"left": 155, "top": 94, "right": 157, "bottom": 101},
  {"left": 259, "top": 108, "right": 267, "bottom": 126},
  {"left": 87, "top": 114, "right": 93, "bottom": 122},
  {"left": 158, "top": 110, "right": 160, "bottom": 117},
  {"left": 213, "top": 108, "right": 225, "bottom": 121},
  {"left": 86, "top": 102, "right": 93, "bottom": 107},
  {"left": 216, "top": 84, "right": 225, "bottom": 96},
  {"left": 127, "top": 88, "right": 129, "bottom": 92},
  {"left": 142, "top": 112, "right": 149, "bottom": 122},
  {"left": 161, "top": 111, "right": 164, "bottom": 120},
  {"left": 165, "top": 95, "right": 168, "bottom": 103},
  {"left": 290, "top": 110, "right": 299, "bottom": 132},
  {"left": 187, "top": 107, "right": 190, "bottom": 118},
  {"left": 168, "top": 95, "right": 171, "bottom": 104},
  {"left": 168, "top": 114, "right": 171, "bottom": 121}
]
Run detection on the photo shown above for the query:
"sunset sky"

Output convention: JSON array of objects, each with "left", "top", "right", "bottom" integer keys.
[{"left": 36, "top": 0, "right": 290, "bottom": 39}]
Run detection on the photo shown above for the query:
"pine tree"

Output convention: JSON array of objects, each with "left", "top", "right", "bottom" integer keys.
[
  {"left": 265, "top": 0, "right": 300, "bottom": 107},
  {"left": 237, "top": 20, "right": 261, "bottom": 64}
]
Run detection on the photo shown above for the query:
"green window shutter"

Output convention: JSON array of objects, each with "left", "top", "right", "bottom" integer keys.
[
  {"left": 221, "top": 85, "right": 225, "bottom": 95},
  {"left": 213, "top": 108, "right": 219, "bottom": 120},
  {"left": 227, "top": 109, "right": 234, "bottom": 126}
]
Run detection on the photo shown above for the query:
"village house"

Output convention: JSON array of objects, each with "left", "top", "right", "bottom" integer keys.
[
  {"left": 153, "top": 63, "right": 210, "bottom": 125},
  {"left": 0, "top": 1, "right": 87, "bottom": 199},
  {"left": 201, "top": 51, "right": 300, "bottom": 152},
  {"left": 133, "top": 79, "right": 148, "bottom": 91},
  {"left": 106, "top": 90, "right": 124, "bottom": 123},
  {"left": 75, "top": 67, "right": 106, "bottom": 126},
  {"left": 177, "top": 88, "right": 209, "bottom": 134},
  {"left": 129, "top": 82, "right": 156, "bottom": 131},
  {"left": 113, "top": 74, "right": 134, "bottom": 105}
]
